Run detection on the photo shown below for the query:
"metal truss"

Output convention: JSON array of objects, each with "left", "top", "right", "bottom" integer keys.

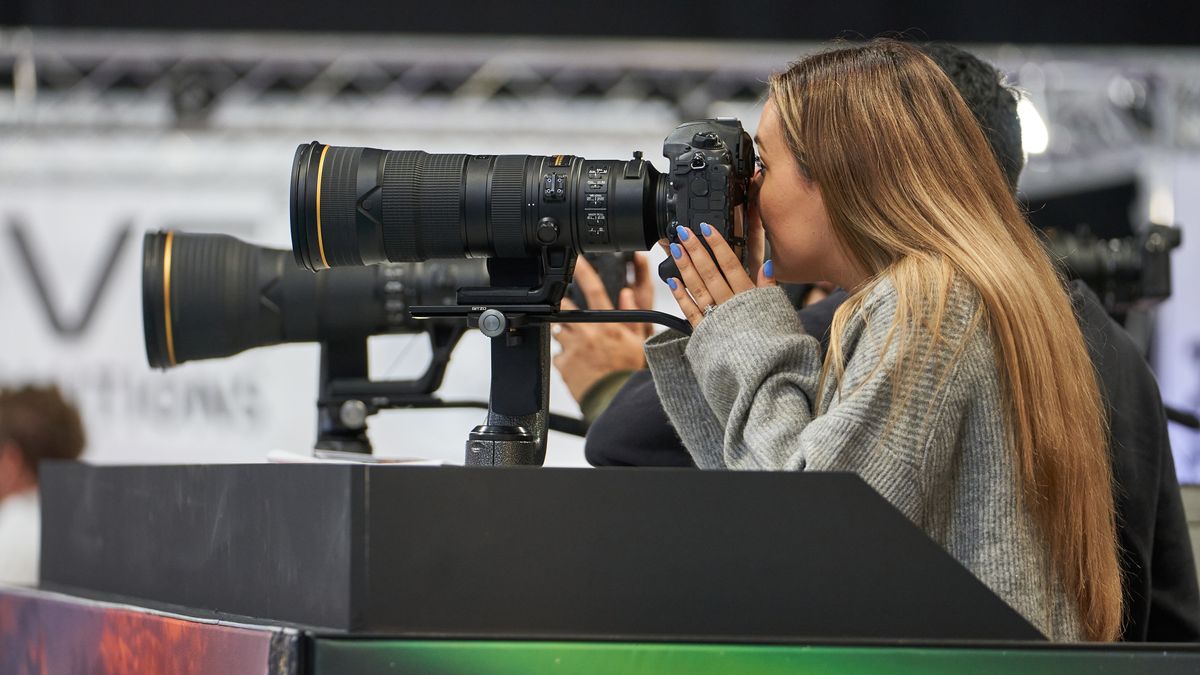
[
  {"left": 0, "top": 29, "right": 799, "bottom": 135},
  {"left": 2, "top": 29, "right": 1199, "bottom": 195},
  {"left": 987, "top": 48, "right": 1200, "bottom": 198}
]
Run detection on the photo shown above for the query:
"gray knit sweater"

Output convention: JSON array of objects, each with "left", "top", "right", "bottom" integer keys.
[{"left": 645, "top": 279, "right": 1084, "bottom": 641}]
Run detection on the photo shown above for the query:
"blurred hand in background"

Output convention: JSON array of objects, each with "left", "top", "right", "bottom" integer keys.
[{"left": 552, "top": 255, "right": 654, "bottom": 409}]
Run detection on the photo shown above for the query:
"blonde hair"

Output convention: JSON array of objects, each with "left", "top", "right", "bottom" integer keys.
[{"left": 769, "top": 40, "right": 1120, "bottom": 641}]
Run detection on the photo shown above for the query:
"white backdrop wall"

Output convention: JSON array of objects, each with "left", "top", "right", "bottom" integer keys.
[{"left": 1158, "top": 157, "right": 1200, "bottom": 482}]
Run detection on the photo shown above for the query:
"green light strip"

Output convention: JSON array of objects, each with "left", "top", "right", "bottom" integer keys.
[{"left": 314, "top": 640, "right": 1200, "bottom": 675}]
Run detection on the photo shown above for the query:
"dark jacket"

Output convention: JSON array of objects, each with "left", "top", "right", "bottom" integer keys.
[
  {"left": 1069, "top": 282, "right": 1200, "bottom": 641},
  {"left": 584, "top": 281, "right": 1200, "bottom": 642}
]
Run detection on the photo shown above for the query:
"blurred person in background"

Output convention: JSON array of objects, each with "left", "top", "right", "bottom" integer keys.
[{"left": 0, "top": 385, "right": 86, "bottom": 586}]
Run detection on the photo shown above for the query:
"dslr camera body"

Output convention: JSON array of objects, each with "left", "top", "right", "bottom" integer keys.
[{"left": 657, "top": 119, "right": 755, "bottom": 280}]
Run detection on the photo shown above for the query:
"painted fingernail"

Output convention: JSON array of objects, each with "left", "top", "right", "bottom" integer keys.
[
  {"left": 670, "top": 243, "right": 683, "bottom": 259},
  {"left": 700, "top": 222, "right": 712, "bottom": 237},
  {"left": 676, "top": 225, "right": 689, "bottom": 241},
  {"left": 764, "top": 260, "right": 774, "bottom": 278},
  {"left": 667, "top": 278, "right": 678, "bottom": 291}
]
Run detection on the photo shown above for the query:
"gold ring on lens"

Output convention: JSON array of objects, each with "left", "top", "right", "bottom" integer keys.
[
  {"left": 163, "top": 231, "right": 178, "bottom": 367},
  {"left": 315, "top": 144, "right": 331, "bottom": 269}
]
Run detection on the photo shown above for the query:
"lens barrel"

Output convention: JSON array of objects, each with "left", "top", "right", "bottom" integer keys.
[
  {"left": 143, "top": 231, "right": 294, "bottom": 368},
  {"left": 143, "top": 230, "right": 488, "bottom": 368},
  {"left": 291, "top": 142, "right": 662, "bottom": 269}
]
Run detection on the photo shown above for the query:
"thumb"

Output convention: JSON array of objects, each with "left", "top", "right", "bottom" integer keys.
[{"left": 756, "top": 259, "right": 778, "bottom": 288}]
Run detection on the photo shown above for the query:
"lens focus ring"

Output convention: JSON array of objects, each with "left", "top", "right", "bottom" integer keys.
[
  {"left": 489, "top": 156, "right": 526, "bottom": 258},
  {"left": 382, "top": 151, "right": 468, "bottom": 261}
]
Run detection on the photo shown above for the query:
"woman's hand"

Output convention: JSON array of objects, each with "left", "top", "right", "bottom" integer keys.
[{"left": 665, "top": 220, "right": 776, "bottom": 328}]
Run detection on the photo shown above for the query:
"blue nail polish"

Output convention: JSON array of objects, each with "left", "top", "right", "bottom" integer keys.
[
  {"left": 675, "top": 225, "right": 689, "bottom": 241},
  {"left": 670, "top": 243, "right": 683, "bottom": 259},
  {"left": 764, "top": 260, "right": 774, "bottom": 278},
  {"left": 667, "top": 278, "right": 678, "bottom": 291},
  {"left": 700, "top": 222, "right": 712, "bottom": 237}
]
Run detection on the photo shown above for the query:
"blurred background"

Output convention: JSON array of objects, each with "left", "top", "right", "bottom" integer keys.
[{"left": 0, "top": 2, "right": 1198, "bottom": 473}]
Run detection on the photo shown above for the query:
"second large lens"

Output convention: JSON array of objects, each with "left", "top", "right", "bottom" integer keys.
[{"left": 143, "top": 230, "right": 489, "bottom": 368}]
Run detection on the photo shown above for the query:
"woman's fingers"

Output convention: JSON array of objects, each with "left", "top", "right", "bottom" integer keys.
[
  {"left": 662, "top": 222, "right": 765, "bottom": 327},
  {"left": 695, "top": 222, "right": 755, "bottom": 294},
  {"left": 757, "top": 259, "right": 778, "bottom": 288},
  {"left": 669, "top": 239, "right": 717, "bottom": 310},
  {"left": 666, "top": 277, "right": 703, "bottom": 328},
  {"left": 673, "top": 225, "right": 733, "bottom": 304}
]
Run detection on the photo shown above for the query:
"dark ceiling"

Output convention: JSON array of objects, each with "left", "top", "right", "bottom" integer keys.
[{"left": 3, "top": 0, "right": 1198, "bottom": 46}]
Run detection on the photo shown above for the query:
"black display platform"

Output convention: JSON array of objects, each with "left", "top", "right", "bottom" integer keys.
[{"left": 40, "top": 462, "right": 1042, "bottom": 642}]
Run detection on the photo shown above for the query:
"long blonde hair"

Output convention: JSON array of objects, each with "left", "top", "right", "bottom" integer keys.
[{"left": 769, "top": 40, "right": 1120, "bottom": 641}]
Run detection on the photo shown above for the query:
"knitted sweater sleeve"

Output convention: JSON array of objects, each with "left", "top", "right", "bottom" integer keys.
[{"left": 645, "top": 283, "right": 967, "bottom": 523}]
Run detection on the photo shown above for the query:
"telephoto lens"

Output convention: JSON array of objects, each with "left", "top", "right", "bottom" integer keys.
[
  {"left": 142, "top": 230, "right": 488, "bottom": 368},
  {"left": 290, "top": 145, "right": 663, "bottom": 269},
  {"left": 288, "top": 119, "right": 753, "bottom": 271}
]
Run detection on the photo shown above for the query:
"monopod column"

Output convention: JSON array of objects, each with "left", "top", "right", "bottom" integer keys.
[{"left": 464, "top": 318, "right": 550, "bottom": 466}]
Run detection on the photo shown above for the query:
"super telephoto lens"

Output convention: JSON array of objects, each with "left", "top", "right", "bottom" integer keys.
[
  {"left": 290, "top": 141, "right": 666, "bottom": 271},
  {"left": 143, "top": 230, "right": 488, "bottom": 369},
  {"left": 143, "top": 230, "right": 294, "bottom": 369}
]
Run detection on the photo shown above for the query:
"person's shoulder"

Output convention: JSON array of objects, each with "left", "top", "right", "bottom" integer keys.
[
  {"left": 857, "top": 273, "right": 980, "bottom": 314},
  {"left": 859, "top": 271, "right": 994, "bottom": 377},
  {"left": 1068, "top": 281, "right": 1145, "bottom": 361},
  {"left": 855, "top": 271, "right": 983, "bottom": 334},
  {"left": 861, "top": 275, "right": 898, "bottom": 310},
  {"left": 1067, "top": 280, "right": 1169, "bottom": 449},
  {"left": 835, "top": 276, "right": 897, "bottom": 332},
  {"left": 0, "top": 489, "right": 40, "bottom": 536},
  {"left": 1068, "top": 280, "right": 1160, "bottom": 384}
]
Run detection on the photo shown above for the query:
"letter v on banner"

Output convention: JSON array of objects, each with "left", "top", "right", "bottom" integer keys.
[{"left": 7, "top": 216, "right": 133, "bottom": 340}]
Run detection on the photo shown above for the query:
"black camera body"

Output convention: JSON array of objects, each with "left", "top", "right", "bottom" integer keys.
[
  {"left": 659, "top": 119, "right": 755, "bottom": 276},
  {"left": 1045, "top": 223, "right": 1182, "bottom": 315}
]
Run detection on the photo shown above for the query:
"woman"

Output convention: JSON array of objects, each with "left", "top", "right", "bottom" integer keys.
[{"left": 649, "top": 40, "right": 1120, "bottom": 642}]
